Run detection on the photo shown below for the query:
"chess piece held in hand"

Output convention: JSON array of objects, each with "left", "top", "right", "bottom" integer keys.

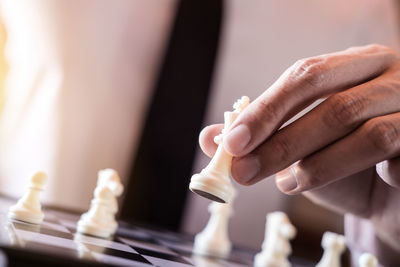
[
  {"left": 8, "top": 171, "right": 47, "bottom": 224},
  {"left": 254, "top": 211, "right": 297, "bottom": 267},
  {"left": 189, "top": 96, "right": 250, "bottom": 203},
  {"left": 193, "top": 190, "right": 236, "bottom": 258}
]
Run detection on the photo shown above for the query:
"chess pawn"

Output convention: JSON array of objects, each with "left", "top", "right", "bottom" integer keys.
[
  {"left": 97, "top": 168, "right": 124, "bottom": 197},
  {"left": 79, "top": 192, "right": 118, "bottom": 226},
  {"left": 190, "top": 96, "right": 250, "bottom": 203},
  {"left": 8, "top": 171, "right": 47, "bottom": 224},
  {"left": 316, "top": 232, "right": 346, "bottom": 267},
  {"left": 254, "top": 212, "right": 296, "bottom": 267},
  {"left": 358, "top": 253, "right": 378, "bottom": 267},
  {"left": 77, "top": 186, "right": 117, "bottom": 238},
  {"left": 193, "top": 190, "right": 236, "bottom": 258},
  {"left": 81, "top": 169, "right": 122, "bottom": 221}
]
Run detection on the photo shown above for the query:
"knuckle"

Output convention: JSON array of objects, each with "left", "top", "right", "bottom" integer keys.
[
  {"left": 273, "top": 136, "right": 293, "bottom": 163},
  {"left": 347, "top": 44, "right": 399, "bottom": 62},
  {"left": 252, "top": 98, "right": 280, "bottom": 126},
  {"left": 290, "top": 57, "right": 326, "bottom": 88},
  {"left": 366, "top": 44, "right": 399, "bottom": 61},
  {"left": 366, "top": 43, "right": 389, "bottom": 52},
  {"left": 364, "top": 119, "right": 400, "bottom": 154},
  {"left": 322, "top": 93, "right": 367, "bottom": 129}
]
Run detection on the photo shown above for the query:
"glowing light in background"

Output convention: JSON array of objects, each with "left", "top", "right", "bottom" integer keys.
[{"left": 0, "top": 12, "right": 6, "bottom": 115}]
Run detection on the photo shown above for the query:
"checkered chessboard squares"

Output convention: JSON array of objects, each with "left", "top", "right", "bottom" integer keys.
[{"left": 7, "top": 210, "right": 254, "bottom": 267}]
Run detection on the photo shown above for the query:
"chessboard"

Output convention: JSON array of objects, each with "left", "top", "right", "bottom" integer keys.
[{"left": 0, "top": 198, "right": 316, "bottom": 267}]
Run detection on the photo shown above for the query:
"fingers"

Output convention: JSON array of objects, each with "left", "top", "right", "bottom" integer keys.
[
  {"left": 376, "top": 158, "right": 400, "bottom": 188},
  {"left": 272, "top": 112, "right": 400, "bottom": 194},
  {"left": 302, "top": 168, "right": 376, "bottom": 216},
  {"left": 199, "top": 124, "right": 224, "bottom": 158},
  {"left": 223, "top": 44, "right": 397, "bottom": 157},
  {"left": 230, "top": 67, "right": 400, "bottom": 184}
]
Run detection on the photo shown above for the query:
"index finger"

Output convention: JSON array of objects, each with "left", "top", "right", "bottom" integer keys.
[{"left": 223, "top": 44, "right": 397, "bottom": 157}]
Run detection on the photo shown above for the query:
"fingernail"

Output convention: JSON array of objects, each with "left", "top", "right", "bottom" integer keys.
[
  {"left": 224, "top": 124, "right": 251, "bottom": 155},
  {"left": 231, "top": 155, "right": 260, "bottom": 184},
  {"left": 375, "top": 161, "right": 386, "bottom": 179},
  {"left": 276, "top": 167, "right": 298, "bottom": 193}
]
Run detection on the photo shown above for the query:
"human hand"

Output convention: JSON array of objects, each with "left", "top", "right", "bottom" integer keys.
[{"left": 199, "top": 44, "right": 400, "bottom": 264}]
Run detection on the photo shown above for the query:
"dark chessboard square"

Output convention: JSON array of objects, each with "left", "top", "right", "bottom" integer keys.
[
  {"left": 143, "top": 255, "right": 193, "bottom": 267},
  {"left": 143, "top": 229, "right": 182, "bottom": 243},
  {"left": 131, "top": 246, "right": 192, "bottom": 265},
  {"left": 85, "top": 243, "right": 151, "bottom": 265},
  {"left": 91, "top": 252, "right": 153, "bottom": 267},
  {"left": 119, "top": 237, "right": 176, "bottom": 256},
  {"left": 116, "top": 227, "right": 153, "bottom": 242}
]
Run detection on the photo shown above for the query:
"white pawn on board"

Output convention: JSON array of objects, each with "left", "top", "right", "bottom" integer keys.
[
  {"left": 193, "top": 190, "right": 236, "bottom": 258},
  {"left": 81, "top": 169, "right": 124, "bottom": 220},
  {"left": 77, "top": 168, "right": 123, "bottom": 238},
  {"left": 8, "top": 171, "right": 47, "bottom": 224},
  {"left": 316, "top": 232, "right": 346, "bottom": 267},
  {"left": 77, "top": 185, "right": 118, "bottom": 238},
  {"left": 358, "top": 253, "right": 378, "bottom": 267},
  {"left": 190, "top": 96, "right": 250, "bottom": 203},
  {"left": 254, "top": 212, "right": 296, "bottom": 267}
]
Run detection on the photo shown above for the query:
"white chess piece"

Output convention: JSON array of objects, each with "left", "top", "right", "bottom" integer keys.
[
  {"left": 77, "top": 186, "right": 117, "bottom": 238},
  {"left": 80, "top": 169, "right": 123, "bottom": 234},
  {"left": 193, "top": 190, "right": 236, "bottom": 258},
  {"left": 316, "top": 232, "right": 346, "bottom": 267},
  {"left": 358, "top": 253, "right": 378, "bottom": 267},
  {"left": 8, "top": 171, "right": 47, "bottom": 224},
  {"left": 97, "top": 168, "right": 124, "bottom": 197},
  {"left": 97, "top": 169, "right": 123, "bottom": 215},
  {"left": 190, "top": 96, "right": 250, "bottom": 203},
  {"left": 254, "top": 212, "right": 296, "bottom": 267}
]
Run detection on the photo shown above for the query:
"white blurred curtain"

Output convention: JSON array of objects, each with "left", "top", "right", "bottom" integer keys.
[{"left": 0, "top": 0, "right": 176, "bottom": 210}]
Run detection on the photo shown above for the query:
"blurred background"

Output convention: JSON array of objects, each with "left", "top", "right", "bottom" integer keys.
[{"left": 0, "top": 0, "right": 399, "bottom": 261}]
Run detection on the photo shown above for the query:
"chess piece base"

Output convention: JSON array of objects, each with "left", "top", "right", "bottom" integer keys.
[
  {"left": 8, "top": 205, "right": 44, "bottom": 224},
  {"left": 189, "top": 170, "right": 234, "bottom": 203},
  {"left": 77, "top": 219, "right": 114, "bottom": 239},
  {"left": 193, "top": 232, "right": 231, "bottom": 258}
]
